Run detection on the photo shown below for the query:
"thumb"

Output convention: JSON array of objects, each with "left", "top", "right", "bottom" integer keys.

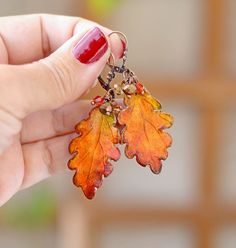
[{"left": 0, "top": 27, "right": 112, "bottom": 119}]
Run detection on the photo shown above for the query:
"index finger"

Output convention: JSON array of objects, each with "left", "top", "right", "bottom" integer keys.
[{"left": 0, "top": 14, "right": 123, "bottom": 64}]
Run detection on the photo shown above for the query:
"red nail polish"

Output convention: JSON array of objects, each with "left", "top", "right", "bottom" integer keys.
[{"left": 73, "top": 27, "right": 108, "bottom": 64}]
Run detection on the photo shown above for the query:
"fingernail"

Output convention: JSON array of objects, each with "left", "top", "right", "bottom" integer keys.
[{"left": 73, "top": 27, "right": 108, "bottom": 64}]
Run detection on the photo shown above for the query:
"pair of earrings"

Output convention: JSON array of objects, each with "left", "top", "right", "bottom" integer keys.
[{"left": 68, "top": 32, "right": 174, "bottom": 199}]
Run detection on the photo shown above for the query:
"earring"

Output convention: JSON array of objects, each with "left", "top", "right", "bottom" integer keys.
[{"left": 68, "top": 31, "right": 173, "bottom": 199}]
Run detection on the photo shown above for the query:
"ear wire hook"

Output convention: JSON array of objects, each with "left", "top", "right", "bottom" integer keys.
[
  {"left": 98, "top": 31, "right": 129, "bottom": 98},
  {"left": 98, "top": 31, "right": 128, "bottom": 82},
  {"left": 107, "top": 31, "right": 129, "bottom": 74},
  {"left": 108, "top": 31, "right": 128, "bottom": 68}
]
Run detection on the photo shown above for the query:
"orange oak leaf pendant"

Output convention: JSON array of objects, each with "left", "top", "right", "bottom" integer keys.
[
  {"left": 68, "top": 106, "right": 120, "bottom": 199},
  {"left": 118, "top": 85, "right": 173, "bottom": 174},
  {"left": 68, "top": 31, "right": 174, "bottom": 199}
]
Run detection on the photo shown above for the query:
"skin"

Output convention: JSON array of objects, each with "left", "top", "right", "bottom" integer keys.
[{"left": 0, "top": 14, "right": 123, "bottom": 206}]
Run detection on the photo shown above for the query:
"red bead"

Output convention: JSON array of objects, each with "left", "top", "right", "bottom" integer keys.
[
  {"left": 136, "top": 82, "right": 144, "bottom": 94},
  {"left": 91, "top": 96, "right": 105, "bottom": 106}
]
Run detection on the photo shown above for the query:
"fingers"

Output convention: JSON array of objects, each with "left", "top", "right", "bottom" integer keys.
[
  {"left": 21, "top": 132, "right": 76, "bottom": 189},
  {"left": 0, "top": 26, "right": 112, "bottom": 120},
  {"left": 21, "top": 100, "right": 92, "bottom": 144},
  {"left": 0, "top": 133, "right": 76, "bottom": 206},
  {"left": 0, "top": 25, "right": 113, "bottom": 154},
  {"left": 21, "top": 99, "right": 123, "bottom": 144},
  {"left": 0, "top": 14, "right": 123, "bottom": 64},
  {"left": 0, "top": 17, "right": 124, "bottom": 154}
]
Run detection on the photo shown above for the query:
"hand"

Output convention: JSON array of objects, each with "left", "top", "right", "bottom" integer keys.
[{"left": 0, "top": 14, "right": 123, "bottom": 206}]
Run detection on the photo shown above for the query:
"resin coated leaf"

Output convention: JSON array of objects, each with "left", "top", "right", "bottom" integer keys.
[
  {"left": 118, "top": 91, "right": 173, "bottom": 174},
  {"left": 68, "top": 107, "right": 120, "bottom": 199}
]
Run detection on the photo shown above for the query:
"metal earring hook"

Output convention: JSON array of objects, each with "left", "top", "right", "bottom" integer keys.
[
  {"left": 97, "top": 31, "right": 130, "bottom": 99},
  {"left": 108, "top": 31, "right": 128, "bottom": 68}
]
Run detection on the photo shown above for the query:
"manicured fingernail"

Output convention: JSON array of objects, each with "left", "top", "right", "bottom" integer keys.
[{"left": 73, "top": 27, "right": 108, "bottom": 64}]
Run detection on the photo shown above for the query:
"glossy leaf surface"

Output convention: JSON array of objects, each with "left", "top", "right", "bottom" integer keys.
[
  {"left": 118, "top": 91, "right": 173, "bottom": 173},
  {"left": 68, "top": 107, "right": 120, "bottom": 199}
]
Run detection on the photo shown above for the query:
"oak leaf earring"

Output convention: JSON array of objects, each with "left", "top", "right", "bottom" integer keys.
[{"left": 68, "top": 31, "right": 174, "bottom": 199}]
